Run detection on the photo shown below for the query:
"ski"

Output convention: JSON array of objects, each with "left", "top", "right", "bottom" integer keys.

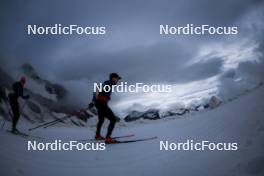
[
  {"left": 112, "top": 134, "right": 135, "bottom": 139},
  {"left": 7, "top": 130, "right": 29, "bottom": 137},
  {"left": 7, "top": 130, "right": 45, "bottom": 139},
  {"left": 78, "top": 134, "right": 135, "bottom": 142},
  {"left": 107, "top": 136, "right": 158, "bottom": 144}
]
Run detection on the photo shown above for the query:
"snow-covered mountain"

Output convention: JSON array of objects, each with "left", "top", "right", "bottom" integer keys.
[
  {"left": 1, "top": 63, "right": 263, "bottom": 130},
  {"left": 0, "top": 64, "right": 95, "bottom": 128},
  {"left": 123, "top": 95, "right": 223, "bottom": 122}
]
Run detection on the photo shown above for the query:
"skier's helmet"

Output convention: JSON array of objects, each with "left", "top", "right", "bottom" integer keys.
[{"left": 109, "top": 73, "right": 122, "bottom": 80}]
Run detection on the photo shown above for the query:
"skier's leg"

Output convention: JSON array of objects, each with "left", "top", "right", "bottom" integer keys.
[
  {"left": 95, "top": 103, "right": 105, "bottom": 135},
  {"left": 11, "top": 103, "right": 20, "bottom": 131},
  {"left": 105, "top": 106, "right": 116, "bottom": 137},
  {"left": 96, "top": 114, "right": 104, "bottom": 135}
]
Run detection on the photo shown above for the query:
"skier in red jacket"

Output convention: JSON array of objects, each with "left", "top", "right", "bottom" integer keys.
[{"left": 93, "top": 73, "right": 121, "bottom": 143}]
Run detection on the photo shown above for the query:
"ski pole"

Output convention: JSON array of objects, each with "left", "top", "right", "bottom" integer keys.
[
  {"left": 43, "top": 117, "right": 67, "bottom": 129},
  {"left": 42, "top": 107, "right": 89, "bottom": 129},
  {"left": 28, "top": 115, "right": 70, "bottom": 131},
  {"left": 42, "top": 114, "right": 73, "bottom": 128},
  {"left": 28, "top": 107, "right": 89, "bottom": 131}
]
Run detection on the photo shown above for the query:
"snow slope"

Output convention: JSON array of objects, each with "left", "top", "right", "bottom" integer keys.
[{"left": 0, "top": 86, "right": 264, "bottom": 176}]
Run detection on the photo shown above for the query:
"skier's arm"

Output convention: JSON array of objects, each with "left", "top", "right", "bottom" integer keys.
[
  {"left": 21, "top": 94, "right": 30, "bottom": 99},
  {"left": 12, "top": 82, "right": 29, "bottom": 99},
  {"left": 20, "top": 90, "right": 30, "bottom": 99},
  {"left": 18, "top": 87, "right": 30, "bottom": 99},
  {"left": 89, "top": 87, "right": 99, "bottom": 108}
]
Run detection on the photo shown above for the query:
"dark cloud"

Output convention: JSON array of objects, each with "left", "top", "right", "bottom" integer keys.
[
  {"left": 172, "top": 58, "right": 223, "bottom": 83},
  {"left": 1, "top": 0, "right": 262, "bottom": 81},
  {"left": 0, "top": 0, "right": 264, "bottom": 110},
  {"left": 0, "top": 0, "right": 264, "bottom": 115},
  {"left": 52, "top": 41, "right": 197, "bottom": 83}
]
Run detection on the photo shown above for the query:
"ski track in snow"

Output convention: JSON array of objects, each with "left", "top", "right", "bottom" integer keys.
[{"left": 0, "top": 87, "right": 264, "bottom": 176}]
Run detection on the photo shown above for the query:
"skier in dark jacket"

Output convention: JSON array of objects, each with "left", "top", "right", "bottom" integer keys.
[
  {"left": 8, "top": 76, "right": 30, "bottom": 133},
  {"left": 94, "top": 73, "right": 121, "bottom": 143}
]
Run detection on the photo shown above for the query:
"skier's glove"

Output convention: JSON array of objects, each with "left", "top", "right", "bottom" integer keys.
[{"left": 88, "top": 102, "right": 95, "bottom": 109}]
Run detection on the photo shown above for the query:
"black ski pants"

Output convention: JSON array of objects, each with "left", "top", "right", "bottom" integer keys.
[
  {"left": 95, "top": 100, "right": 116, "bottom": 137},
  {"left": 9, "top": 100, "right": 20, "bottom": 129}
]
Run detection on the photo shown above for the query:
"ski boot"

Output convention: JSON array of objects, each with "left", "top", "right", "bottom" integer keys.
[
  {"left": 11, "top": 128, "right": 20, "bottom": 134},
  {"left": 95, "top": 134, "right": 105, "bottom": 140},
  {"left": 105, "top": 136, "right": 118, "bottom": 144}
]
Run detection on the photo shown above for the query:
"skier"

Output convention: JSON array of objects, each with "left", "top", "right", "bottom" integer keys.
[
  {"left": 93, "top": 73, "right": 121, "bottom": 143},
  {"left": 8, "top": 76, "right": 30, "bottom": 133}
]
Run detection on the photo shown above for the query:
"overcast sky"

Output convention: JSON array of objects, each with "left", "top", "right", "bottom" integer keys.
[{"left": 1, "top": 0, "right": 264, "bottom": 116}]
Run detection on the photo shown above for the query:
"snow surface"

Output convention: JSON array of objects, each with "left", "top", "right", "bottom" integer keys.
[{"left": 0, "top": 86, "right": 264, "bottom": 176}]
